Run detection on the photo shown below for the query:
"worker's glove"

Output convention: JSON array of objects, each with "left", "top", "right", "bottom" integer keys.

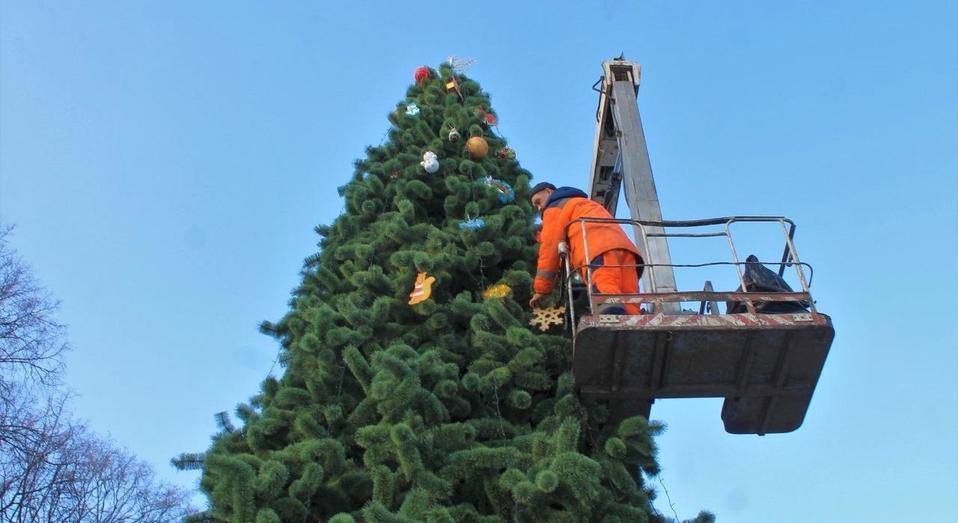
[{"left": 529, "top": 293, "right": 548, "bottom": 309}]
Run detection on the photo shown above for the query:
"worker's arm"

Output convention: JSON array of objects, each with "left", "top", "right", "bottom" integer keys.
[{"left": 533, "top": 208, "right": 564, "bottom": 297}]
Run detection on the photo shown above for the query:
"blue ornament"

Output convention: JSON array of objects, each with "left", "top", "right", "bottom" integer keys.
[
  {"left": 405, "top": 102, "right": 420, "bottom": 116},
  {"left": 459, "top": 218, "right": 486, "bottom": 231},
  {"left": 481, "top": 176, "right": 515, "bottom": 203}
]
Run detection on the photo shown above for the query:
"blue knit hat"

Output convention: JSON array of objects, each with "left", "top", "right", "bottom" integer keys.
[{"left": 529, "top": 182, "right": 556, "bottom": 199}]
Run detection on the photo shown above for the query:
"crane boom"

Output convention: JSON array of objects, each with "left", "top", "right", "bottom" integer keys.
[{"left": 589, "top": 59, "right": 678, "bottom": 312}]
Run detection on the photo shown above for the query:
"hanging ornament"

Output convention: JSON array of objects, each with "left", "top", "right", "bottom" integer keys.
[
  {"left": 420, "top": 151, "right": 440, "bottom": 173},
  {"left": 465, "top": 136, "right": 489, "bottom": 160},
  {"left": 409, "top": 272, "right": 437, "bottom": 305},
  {"left": 405, "top": 102, "right": 420, "bottom": 116},
  {"left": 448, "top": 128, "right": 461, "bottom": 143},
  {"left": 445, "top": 77, "right": 459, "bottom": 92},
  {"left": 474, "top": 106, "right": 500, "bottom": 130},
  {"left": 529, "top": 305, "right": 566, "bottom": 331},
  {"left": 482, "top": 283, "right": 512, "bottom": 300},
  {"left": 496, "top": 147, "right": 516, "bottom": 161},
  {"left": 458, "top": 217, "right": 486, "bottom": 231},
  {"left": 389, "top": 170, "right": 401, "bottom": 179},
  {"left": 482, "top": 176, "right": 515, "bottom": 203},
  {"left": 414, "top": 66, "right": 431, "bottom": 85},
  {"left": 444, "top": 76, "right": 464, "bottom": 101}
]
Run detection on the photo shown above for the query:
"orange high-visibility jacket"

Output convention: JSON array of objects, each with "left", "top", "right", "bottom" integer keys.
[{"left": 534, "top": 187, "right": 642, "bottom": 295}]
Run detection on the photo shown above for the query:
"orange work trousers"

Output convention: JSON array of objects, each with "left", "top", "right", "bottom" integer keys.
[{"left": 585, "top": 249, "right": 641, "bottom": 315}]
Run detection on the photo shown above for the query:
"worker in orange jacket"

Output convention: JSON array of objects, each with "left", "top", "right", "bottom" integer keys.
[{"left": 528, "top": 182, "right": 643, "bottom": 315}]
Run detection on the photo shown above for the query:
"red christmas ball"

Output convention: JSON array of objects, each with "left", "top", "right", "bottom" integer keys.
[{"left": 414, "top": 66, "right": 430, "bottom": 84}]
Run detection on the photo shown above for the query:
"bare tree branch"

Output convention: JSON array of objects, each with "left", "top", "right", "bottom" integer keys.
[
  {"left": 0, "top": 225, "right": 68, "bottom": 389},
  {"left": 1, "top": 385, "right": 193, "bottom": 522},
  {"left": 0, "top": 225, "right": 193, "bottom": 522}
]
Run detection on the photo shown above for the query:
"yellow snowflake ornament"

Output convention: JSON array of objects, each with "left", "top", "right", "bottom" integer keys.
[
  {"left": 529, "top": 305, "right": 566, "bottom": 332},
  {"left": 409, "top": 272, "right": 436, "bottom": 305},
  {"left": 482, "top": 283, "right": 512, "bottom": 300}
]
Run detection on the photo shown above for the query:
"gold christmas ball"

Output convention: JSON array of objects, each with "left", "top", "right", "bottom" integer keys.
[{"left": 465, "top": 136, "right": 489, "bottom": 160}]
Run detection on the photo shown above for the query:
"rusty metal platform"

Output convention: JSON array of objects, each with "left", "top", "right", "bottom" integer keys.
[{"left": 573, "top": 311, "right": 834, "bottom": 434}]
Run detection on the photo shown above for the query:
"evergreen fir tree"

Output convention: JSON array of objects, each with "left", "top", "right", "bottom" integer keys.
[{"left": 178, "top": 63, "right": 668, "bottom": 523}]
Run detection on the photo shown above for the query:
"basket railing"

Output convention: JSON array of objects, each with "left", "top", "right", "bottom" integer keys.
[{"left": 558, "top": 216, "right": 816, "bottom": 321}]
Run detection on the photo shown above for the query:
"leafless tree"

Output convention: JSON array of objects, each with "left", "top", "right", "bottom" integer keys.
[
  {"left": 0, "top": 226, "right": 193, "bottom": 522},
  {"left": 1, "top": 385, "right": 79, "bottom": 522},
  {"left": 0, "top": 225, "right": 68, "bottom": 393},
  {"left": 0, "top": 386, "right": 192, "bottom": 522}
]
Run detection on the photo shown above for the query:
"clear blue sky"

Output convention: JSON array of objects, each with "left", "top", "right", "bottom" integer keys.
[{"left": 2, "top": 1, "right": 955, "bottom": 521}]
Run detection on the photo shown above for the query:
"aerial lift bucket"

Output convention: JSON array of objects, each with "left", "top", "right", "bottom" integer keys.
[
  {"left": 563, "top": 217, "right": 834, "bottom": 435},
  {"left": 573, "top": 308, "right": 834, "bottom": 434},
  {"left": 579, "top": 58, "right": 834, "bottom": 434}
]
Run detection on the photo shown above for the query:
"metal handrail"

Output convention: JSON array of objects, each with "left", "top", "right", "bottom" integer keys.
[
  {"left": 564, "top": 216, "right": 815, "bottom": 315},
  {"left": 568, "top": 260, "right": 815, "bottom": 294}
]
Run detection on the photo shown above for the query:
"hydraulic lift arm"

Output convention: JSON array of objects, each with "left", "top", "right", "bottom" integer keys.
[{"left": 588, "top": 58, "right": 679, "bottom": 312}]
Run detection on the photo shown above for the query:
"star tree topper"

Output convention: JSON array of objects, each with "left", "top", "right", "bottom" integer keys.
[{"left": 447, "top": 56, "right": 477, "bottom": 74}]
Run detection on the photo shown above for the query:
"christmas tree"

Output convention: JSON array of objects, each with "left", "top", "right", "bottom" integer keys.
[{"left": 177, "top": 62, "right": 671, "bottom": 523}]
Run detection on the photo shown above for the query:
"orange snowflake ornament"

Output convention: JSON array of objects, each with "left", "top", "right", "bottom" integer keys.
[{"left": 529, "top": 306, "right": 566, "bottom": 331}]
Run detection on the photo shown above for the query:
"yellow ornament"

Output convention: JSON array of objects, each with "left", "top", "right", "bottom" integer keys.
[
  {"left": 465, "top": 136, "right": 489, "bottom": 160},
  {"left": 409, "top": 272, "right": 436, "bottom": 305},
  {"left": 482, "top": 283, "right": 512, "bottom": 300},
  {"left": 529, "top": 305, "right": 566, "bottom": 332},
  {"left": 445, "top": 76, "right": 463, "bottom": 101},
  {"left": 445, "top": 77, "right": 459, "bottom": 93}
]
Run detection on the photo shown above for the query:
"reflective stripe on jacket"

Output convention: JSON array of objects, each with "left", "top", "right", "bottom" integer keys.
[{"left": 534, "top": 188, "right": 642, "bottom": 295}]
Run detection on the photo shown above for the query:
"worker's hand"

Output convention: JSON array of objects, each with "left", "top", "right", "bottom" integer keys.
[{"left": 529, "top": 293, "right": 548, "bottom": 309}]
